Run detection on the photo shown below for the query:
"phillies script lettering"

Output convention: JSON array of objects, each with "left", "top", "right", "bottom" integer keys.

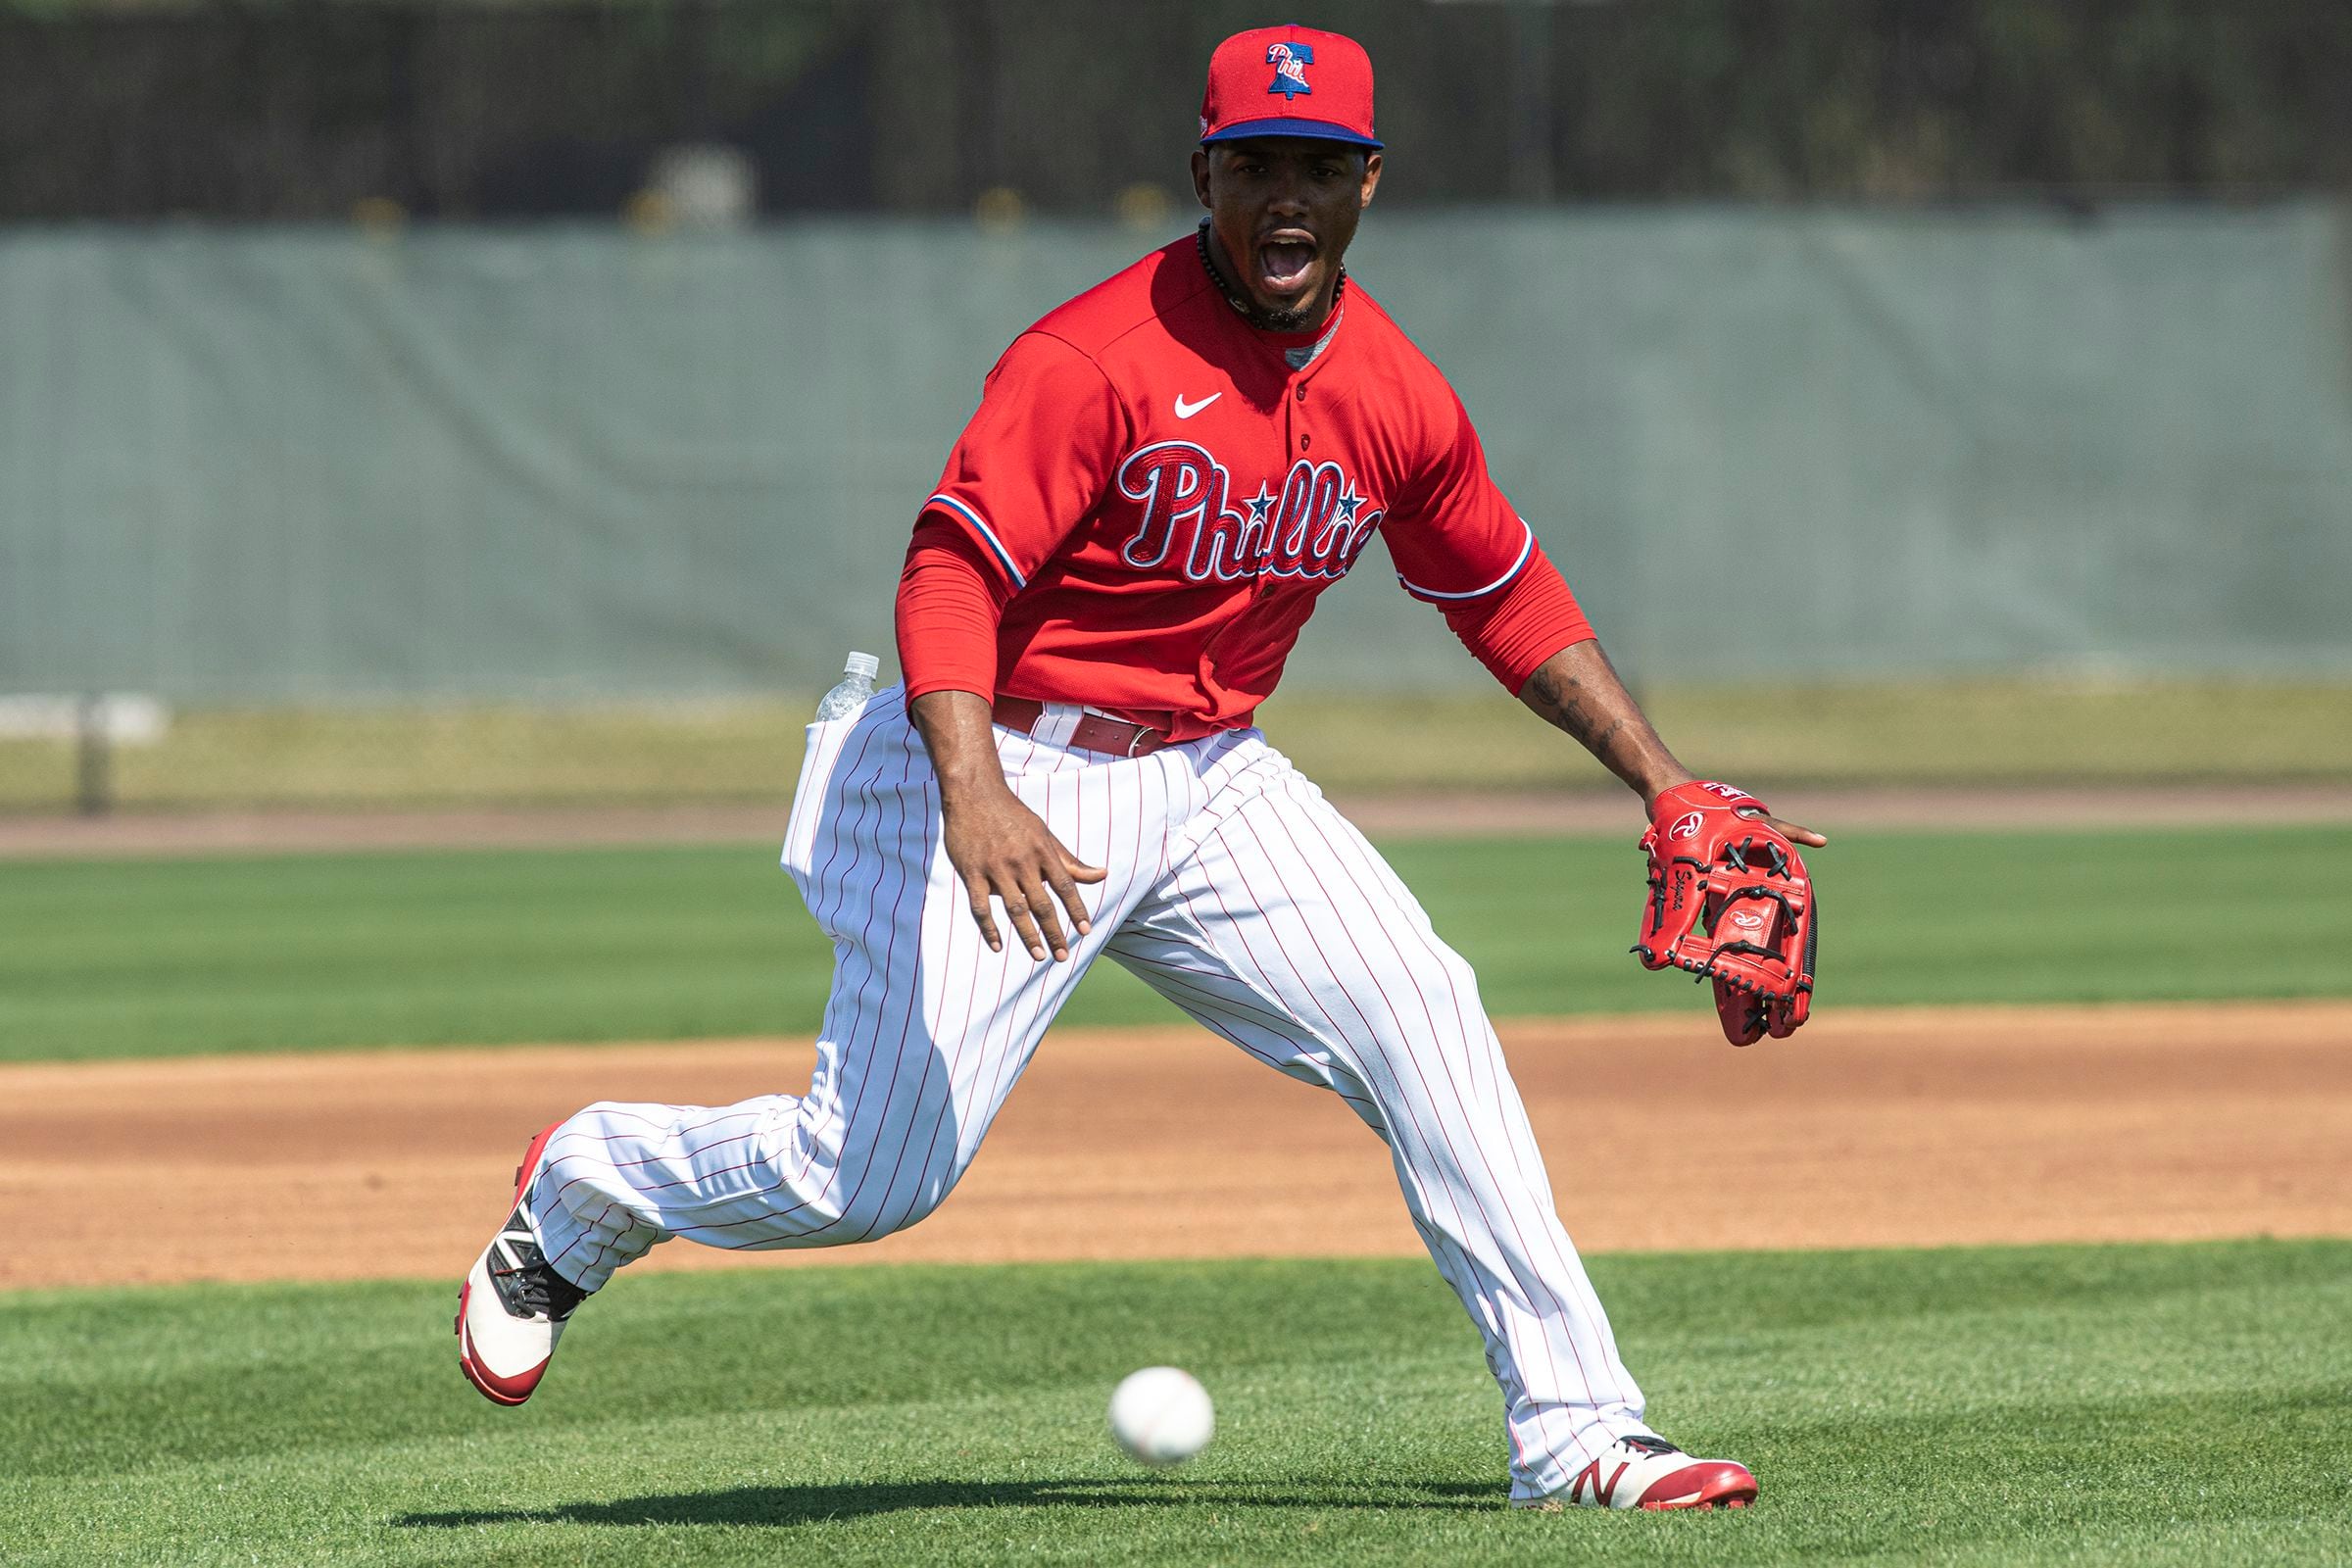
[{"left": 1115, "top": 440, "right": 1383, "bottom": 584}]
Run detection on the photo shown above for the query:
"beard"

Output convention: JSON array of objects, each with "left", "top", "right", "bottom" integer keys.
[{"left": 1247, "top": 299, "right": 1314, "bottom": 331}]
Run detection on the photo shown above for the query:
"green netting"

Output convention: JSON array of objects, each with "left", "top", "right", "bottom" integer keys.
[{"left": 2, "top": 204, "right": 2347, "bottom": 702}]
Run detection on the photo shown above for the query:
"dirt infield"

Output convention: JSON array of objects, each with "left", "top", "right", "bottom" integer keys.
[
  {"left": 2, "top": 782, "right": 2347, "bottom": 858},
  {"left": 4, "top": 1001, "right": 2347, "bottom": 1292}
]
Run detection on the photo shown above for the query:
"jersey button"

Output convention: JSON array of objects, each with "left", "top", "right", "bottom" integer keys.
[
  {"left": 1295, "top": 385, "right": 1306, "bottom": 402},
  {"left": 1299, "top": 433, "right": 1311, "bottom": 451}
]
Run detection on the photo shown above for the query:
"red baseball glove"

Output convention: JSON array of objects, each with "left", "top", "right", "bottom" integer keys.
[{"left": 1634, "top": 780, "right": 1818, "bottom": 1046}]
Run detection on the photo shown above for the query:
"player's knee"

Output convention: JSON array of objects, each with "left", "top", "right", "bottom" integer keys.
[
  {"left": 1430, "top": 951, "right": 1489, "bottom": 1014},
  {"left": 831, "top": 1179, "right": 953, "bottom": 1245}
]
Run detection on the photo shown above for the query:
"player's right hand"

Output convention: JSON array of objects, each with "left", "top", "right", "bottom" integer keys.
[{"left": 940, "top": 785, "right": 1107, "bottom": 962}]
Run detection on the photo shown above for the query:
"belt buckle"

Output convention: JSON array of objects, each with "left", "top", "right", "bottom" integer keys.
[{"left": 1124, "top": 725, "right": 1152, "bottom": 757}]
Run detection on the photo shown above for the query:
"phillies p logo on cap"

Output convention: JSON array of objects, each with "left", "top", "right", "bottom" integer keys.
[
  {"left": 1266, "top": 40, "right": 1312, "bottom": 98},
  {"left": 1199, "top": 25, "right": 1381, "bottom": 149}
]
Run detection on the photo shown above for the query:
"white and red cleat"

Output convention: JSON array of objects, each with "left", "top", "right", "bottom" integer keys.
[
  {"left": 456, "top": 1122, "right": 589, "bottom": 1407},
  {"left": 1514, "top": 1434, "right": 1759, "bottom": 1511}
]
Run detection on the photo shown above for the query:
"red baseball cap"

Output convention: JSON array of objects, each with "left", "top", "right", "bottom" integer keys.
[{"left": 1199, "top": 24, "right": 1381, "bottom": 150}]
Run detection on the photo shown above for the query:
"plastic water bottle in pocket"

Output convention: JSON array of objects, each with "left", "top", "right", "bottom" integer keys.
[{"left": 814, "top": 652, "right": 881, "bottom": 721}]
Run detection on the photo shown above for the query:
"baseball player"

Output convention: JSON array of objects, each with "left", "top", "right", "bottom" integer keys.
[{"left": 458, "top": 24, "right": 1824, "bottom": 1513}]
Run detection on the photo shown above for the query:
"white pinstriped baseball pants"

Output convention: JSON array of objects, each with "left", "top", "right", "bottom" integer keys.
[{"left": 529, "top": 686, "right": 1650, "bottom": 1497}]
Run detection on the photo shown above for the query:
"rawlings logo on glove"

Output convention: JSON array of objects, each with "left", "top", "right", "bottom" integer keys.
[{"left": 1634, "top": 781, "right": 1818, "bottom": 1046}]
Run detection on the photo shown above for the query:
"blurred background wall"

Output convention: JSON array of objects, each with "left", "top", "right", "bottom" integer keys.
[
  {"left": 8, "top": 208, "right": 2351, "bottom": 701},
  {"left": 2, "top": 0, "right": 2349, "bottom": 808}
]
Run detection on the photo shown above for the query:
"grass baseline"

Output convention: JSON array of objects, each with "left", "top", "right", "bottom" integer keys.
[
  {"left": 3, "top": 824, "right": 2348, "bottom": 1062},
  {"left": 2, "top": 1240, "right": 2347, "bottom": 1565}
]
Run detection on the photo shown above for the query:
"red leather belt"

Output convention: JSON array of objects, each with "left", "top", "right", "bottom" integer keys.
[{"left": 992, "top": 697, "right": 1169, "bottom": 757}]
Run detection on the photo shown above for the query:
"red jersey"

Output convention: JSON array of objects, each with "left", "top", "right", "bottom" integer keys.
[{"left": 897, "top": 234, "right": 1592, "bottom": 739}]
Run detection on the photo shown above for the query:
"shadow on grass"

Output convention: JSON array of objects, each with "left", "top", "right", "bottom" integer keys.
[{"left": 397, "top": 1476, "right": 1498, "bottom": 1529}]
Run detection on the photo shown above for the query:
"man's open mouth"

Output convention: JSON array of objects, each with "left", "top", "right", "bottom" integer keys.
[{"left": 1256, "top": 233, "right": 1318, "bottom": 292}]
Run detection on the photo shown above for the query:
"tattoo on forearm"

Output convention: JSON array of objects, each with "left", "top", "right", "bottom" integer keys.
[{"left": 1526, "top": 666, "right": 1629, "bottom": 758}]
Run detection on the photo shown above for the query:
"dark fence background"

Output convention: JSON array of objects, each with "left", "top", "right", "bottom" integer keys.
[{"left": 4, "top": 0, "right": 2348, "bottom": 222}]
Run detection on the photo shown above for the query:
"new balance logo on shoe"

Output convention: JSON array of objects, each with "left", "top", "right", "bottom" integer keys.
[{"left": 1570, "top": 1458, "right": 1630, "bottom": 1506}]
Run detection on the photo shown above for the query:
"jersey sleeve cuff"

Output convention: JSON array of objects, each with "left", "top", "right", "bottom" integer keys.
[
  {"left": 1395, "top": 520, "right": 1535, "bottom": 603},
  {"left": 922, "top": 494, "right": 1028, "bottom": 590},
  {"left": 1437, "top": 541, "right": 1592, "bottom": 692}
]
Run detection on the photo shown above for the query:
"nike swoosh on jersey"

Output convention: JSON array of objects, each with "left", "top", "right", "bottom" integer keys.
[{"left": 1173, "top": 392, "right": 1222, "bottom": 418}]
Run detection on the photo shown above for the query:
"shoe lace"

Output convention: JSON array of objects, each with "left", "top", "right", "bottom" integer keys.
[
  {"left": 495, "top": 1258, "right": 588, "bottom": 1321},
  {"left": 490, "top": 1216, "right": 589, "bottom": 1320}
]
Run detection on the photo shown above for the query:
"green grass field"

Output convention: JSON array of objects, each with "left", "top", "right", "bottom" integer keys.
[
  {"left": 9, "top": 824, "right": 2347, "bottom": 1564},
  {"left": 5, "top": 680, "right": 2350, "bottom": 812},
  {"left": 3, "top": 825, "right": 2347, "bottom": 1062},
  {"left": 3, "top": 1242, "right": 2346, "bottom": 1566}
]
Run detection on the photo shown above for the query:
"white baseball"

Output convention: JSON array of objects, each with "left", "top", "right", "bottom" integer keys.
[{"left": 1107, "top": 1366, "right": 1214, "bottom": 1466}]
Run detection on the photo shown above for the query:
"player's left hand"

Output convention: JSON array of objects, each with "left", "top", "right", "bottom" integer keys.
[{"left": 1633, "top": 781, "right": 1820, "bottom": 1046}]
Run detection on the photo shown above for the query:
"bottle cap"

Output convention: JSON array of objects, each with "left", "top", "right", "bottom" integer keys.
[{"left": 845, "top": 652, "right": 881, "bottom": 679}]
